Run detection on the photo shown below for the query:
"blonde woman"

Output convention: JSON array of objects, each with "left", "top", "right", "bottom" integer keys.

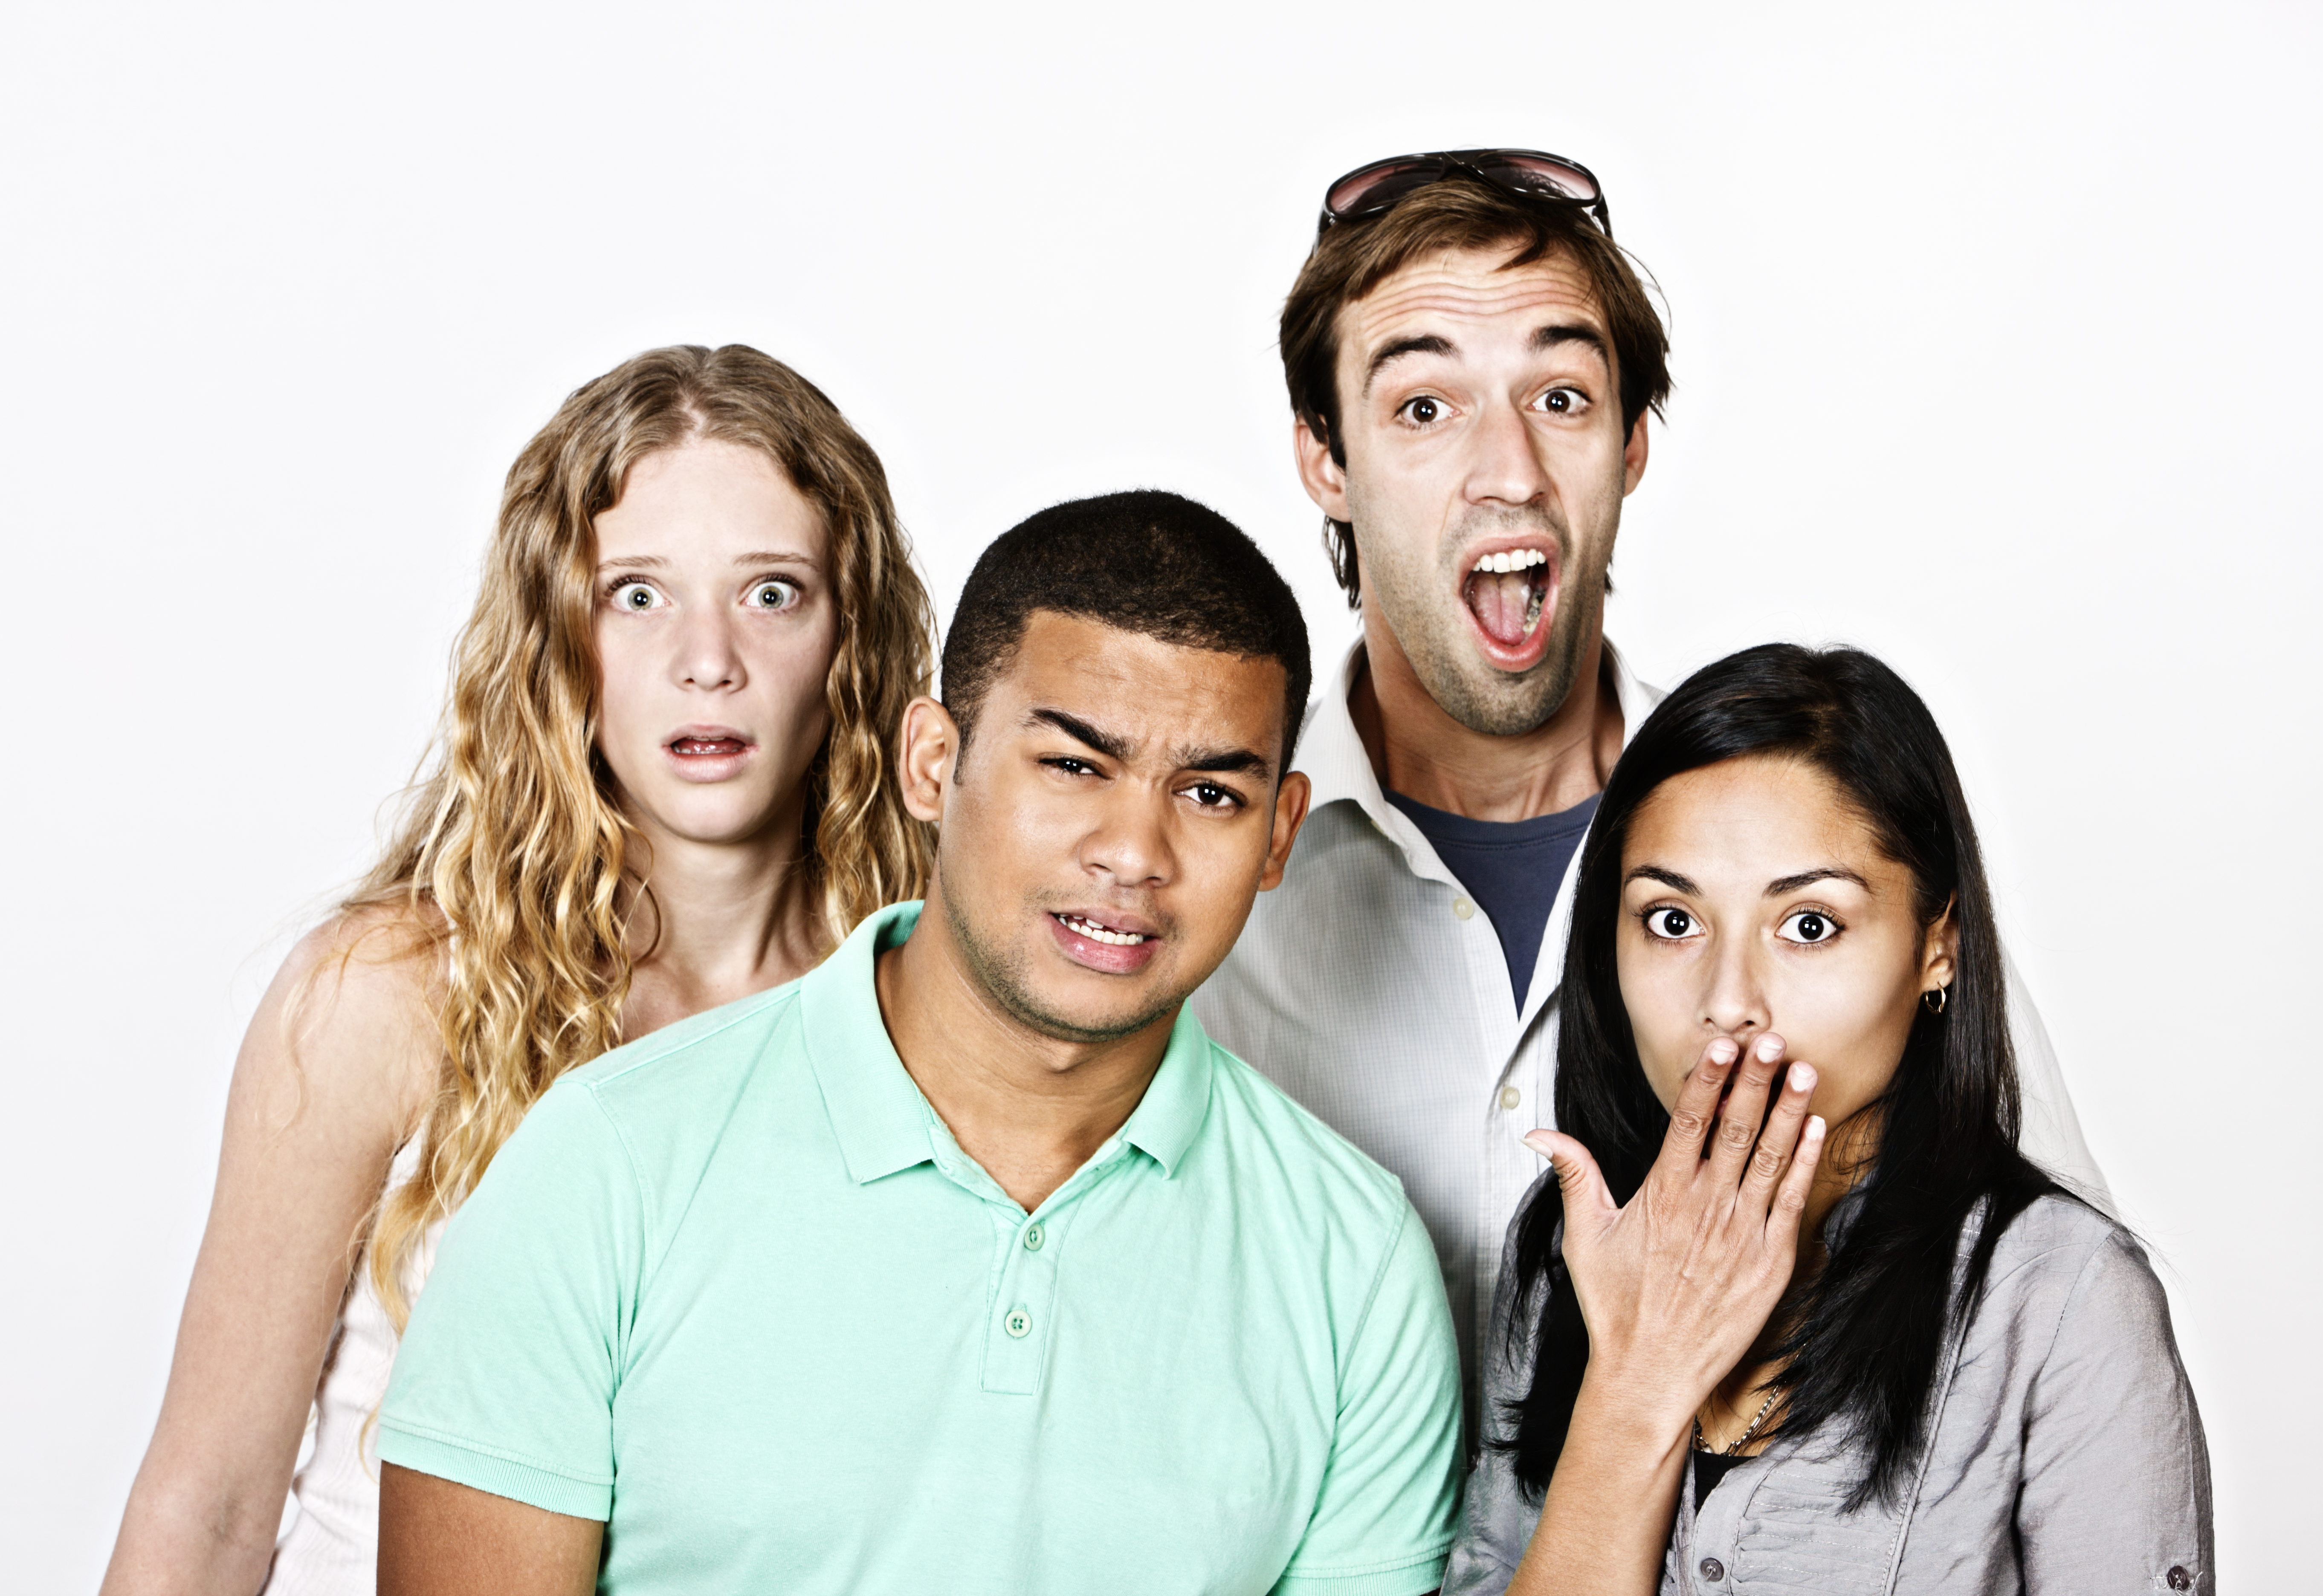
[{"left": 101, "top": 345, "right": 936, "bottom": 1596}]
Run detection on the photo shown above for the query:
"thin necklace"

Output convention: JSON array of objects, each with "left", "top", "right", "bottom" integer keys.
[{"left": 1692, "top": 1388, "right": 1781, "bottom": 1456}]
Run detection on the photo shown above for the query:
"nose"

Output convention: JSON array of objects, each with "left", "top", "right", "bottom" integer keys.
[
  {"left": 673, "top": 603, "right": 746, "bottom": 693},
  {"left": 1079, "top": 784, "right": 1176, "bottom": 890},
  {"left": 1463, "top": 394, "right": 1553, "bottom": 509},
  {"left": 1700, "top": 935, "right": 1768, "bottom": 1048}
]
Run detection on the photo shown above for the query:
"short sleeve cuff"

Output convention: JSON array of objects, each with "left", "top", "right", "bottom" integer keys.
[
  {"left": 377, "top": 1419, "right": 613, "bottom": 1522},
  {"left": 1272, "top": 1543, "right": 1451, "bottom": 1596}
]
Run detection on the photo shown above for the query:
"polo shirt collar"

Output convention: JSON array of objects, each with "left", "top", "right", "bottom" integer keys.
[
  {"left": 800, "top": 900, "right": 1216, "bottom": 1186},
  {"left": 1112, "top": 1005, "right": 1215, "bottom": 1178},
  {"left": 801, "top": 902, "right": 943, "bottom": 1185}
]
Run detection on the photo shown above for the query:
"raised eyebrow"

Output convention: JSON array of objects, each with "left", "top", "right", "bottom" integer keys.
[
  {"left": 733, "top": 549, "right": 820, "bottom": 568},
  {"left": 1626, "top": 864, "right": 1700, "bottom": 895},
  {"left": 1027, "top": 707, "right": 1132, "bottom": 762},
  {"left": 1765, "top": 867, "right": 1872, "bottom": 896},
  {"left": 1532, "top": 322, "right": 1609, "bottom": 357},
  {"left": 1363, "top": 333, "right": 1456, "bottom": 396},
  {"left": 597, "top": 556, "right": 666, "bottom": 573}
]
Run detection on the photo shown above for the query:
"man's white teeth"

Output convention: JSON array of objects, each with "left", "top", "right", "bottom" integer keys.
[
  {"left": 1471, "top": 549, "right": 1548, "bottom": 575},
  {"left": 1060, "top": 914, "right": 1150, "bottom": 947}
]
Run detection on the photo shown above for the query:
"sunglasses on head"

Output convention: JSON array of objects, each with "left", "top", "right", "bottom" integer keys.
[{"left": 1316, "top": 148, "right": 1611, "bottom": 242}]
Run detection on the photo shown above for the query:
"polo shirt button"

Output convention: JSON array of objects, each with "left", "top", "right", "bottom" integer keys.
[
  {"left": 1003, "top": 1307, "right": 1032, "bottom": 1338},
  {"left": 2167, "top": 1569, "right": 2192, "bottom": 1591},
  {"left": 1452, "top": 896, "right": 1475, "bottom": 920},
  {"left": 1698, "top": 1557, "right": 1725, "bottom": 1583},
  {"left": 1499, "top": 1085, "right": 1521, "bottom": 1111},
  {"left": 1022, "top": 1223, "right": 1045, "bottom": 1252}
]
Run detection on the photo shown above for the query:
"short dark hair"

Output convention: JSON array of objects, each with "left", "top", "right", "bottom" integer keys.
[
  {"left": 1500, "top": 644, "right": 2065, "bottom": 1511},
  {"left": 941, "top": 489, "right": 1312, "bottom": 768},
  {"left": 1280, "top": 172, "right": 1674, "bottom": 608}
]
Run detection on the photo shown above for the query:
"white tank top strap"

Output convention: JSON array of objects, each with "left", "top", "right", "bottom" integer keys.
[{"left": 262, "top": 1137, "right": 444, "bottom": 1595}]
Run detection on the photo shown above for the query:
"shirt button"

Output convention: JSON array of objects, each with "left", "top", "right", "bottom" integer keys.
[
  {"left": 1699, "top": 1558, "right": 1725, "bottom": 1583},
  {"left": 1003, "top": 1307, "right": 1032, "bottom": 1338},
  {"left": 1452, "top": 896, "right": 1475, "bottom": 920},
  {"left": 2167, "top": 1569, "right": 2192, "bottom": 1592},
  {"left": 1022, "top": 1223, "right": 1045, "bottom": 1252},
  {"left": 1499, "top": 1085, "right": 1522, "bottom": 1111}
]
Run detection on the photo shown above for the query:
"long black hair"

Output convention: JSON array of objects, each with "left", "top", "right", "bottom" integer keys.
[{"left": 1500, "top": 644, "right": 2061, "bottom": 1509}]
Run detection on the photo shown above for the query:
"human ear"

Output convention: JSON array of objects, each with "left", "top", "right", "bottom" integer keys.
[
  {"left": 1257, "top": 771, "right": 1312, "bottom": 892},
  {"left": 1293, "top": 416, "right": 1352, "bottom": 523},
  {"left": 896, "top": 696, "right": 957, "bottom": 824},
  {"left": 1621, "top": 409, "right": 1651, "bottom": 496},
  {"left": 1920, "top": 896, "right": 1960, "bottom": 995}
]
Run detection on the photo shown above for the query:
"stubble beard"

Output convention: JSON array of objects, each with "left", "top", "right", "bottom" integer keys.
[
  {"left": 939, "top": 881, "right": 1186, "bottom": 1047},
  {"left": 1361, "top": 506, "right": 1611, "bottom": 738}
]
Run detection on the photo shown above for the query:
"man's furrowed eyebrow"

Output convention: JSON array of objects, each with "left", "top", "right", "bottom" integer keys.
[
  {"left": 1027, "top": 708, "right": 1131, "bottom": 761},
  {"left": 1765, "top": 867, "right": 1872, "bottom": 896},
  {"left": 1626, "top": 864, "right": 1700, "bottom": 894},
  {"left": 1532, "top": 322, "right": 1610, "bottom": 361},
  {"left": 1178, "top": 746, "right": 1273, "bottom": 780},
  {"left": 1363, "top": 333, "right": 1456, "bottom": 395}
]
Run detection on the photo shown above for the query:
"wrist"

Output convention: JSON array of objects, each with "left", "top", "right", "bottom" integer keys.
[{"left": 1571, "top": 1366, "right": 1697, "bottom": 1457}]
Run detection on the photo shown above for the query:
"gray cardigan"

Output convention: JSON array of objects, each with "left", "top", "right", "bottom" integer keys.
[{"left": 1445, "top": 1188, "right": 2213, "bottom": 1595}]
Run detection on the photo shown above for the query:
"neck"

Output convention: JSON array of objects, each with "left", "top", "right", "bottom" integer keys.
[
  {"left": 874, "top": 886, "right": 1172, "bottom": 1212},
  {"left": 619, "top": 795, "right": 824, "bottom": 1039},
  {"left": 1350, "top": 611, "right": 1622, "bottom": 821}
]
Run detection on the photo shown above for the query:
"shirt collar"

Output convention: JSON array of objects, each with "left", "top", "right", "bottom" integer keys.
[
  {"left": 1298, "top": 632, "right": 1660, "bottom": 835},
  {"left": 800, "top": 900, "right": 1216, "bottom": 1185},
  {"left": 1112, "top": 1004, "right": 1216, "bottom": 1177},
  {"left": 801, "top": 902, "right": 943, "bottom": 1185}
]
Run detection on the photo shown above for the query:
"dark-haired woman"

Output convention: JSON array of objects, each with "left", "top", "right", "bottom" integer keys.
[{"left": 1445, "top": 645, "right": 2211, "bottom": 1596}]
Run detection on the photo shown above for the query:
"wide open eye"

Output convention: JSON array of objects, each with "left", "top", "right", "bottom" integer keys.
[
  {"left": 748, "top": 578, "right": 800, "bottom": 610},
  {"left": 1642, "top": 906, "right": 1698, "bottom": 941},
  {"left": 610, "top": 581, "right": 662, "bottom": 612},
  {"left": 1399, "top": 395, "right": 1445, "bottom": 426},
  {"left": 1777, "top": 909, "right": 1839, "bottom": 945},
  {"left": 1532, "top": 386, "right": 1589, "bottom": 416}
]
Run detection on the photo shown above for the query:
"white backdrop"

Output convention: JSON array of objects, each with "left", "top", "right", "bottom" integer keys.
[{"left": 5, "top": 2, "right": 2314, "bottom": 1587}]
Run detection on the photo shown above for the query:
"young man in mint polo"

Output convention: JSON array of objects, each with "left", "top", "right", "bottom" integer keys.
[{"left": 374, "top": 490, "right": 1463, "bottom": 1595}]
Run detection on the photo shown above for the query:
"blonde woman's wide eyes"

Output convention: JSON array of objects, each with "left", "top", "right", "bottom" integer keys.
[
  {"left": 749, "top": 579, "right": 801, "bottom": 610},
  {"left": 1778, "top": 909, "right": 1840, "bottom": 945},
  {"left": 1642, "top": 906, "right": 1699, "bottom": 940},
  {"left": 610, "top": 581, "right": 662, "bottom": 612}
]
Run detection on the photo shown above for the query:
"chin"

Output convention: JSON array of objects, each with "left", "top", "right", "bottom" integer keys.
[{"left": 648, "top": 796, "right": 793, "bottom": 848}]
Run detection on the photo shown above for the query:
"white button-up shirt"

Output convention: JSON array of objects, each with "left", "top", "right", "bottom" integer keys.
[{"left": 1193, "top": 639, "right": 2111, "bottom": 1427}]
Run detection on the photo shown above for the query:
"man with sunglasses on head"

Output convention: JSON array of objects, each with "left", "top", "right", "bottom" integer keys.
[{"left": 1193, "top": 150, "right": 2112, "bottom": 1436}]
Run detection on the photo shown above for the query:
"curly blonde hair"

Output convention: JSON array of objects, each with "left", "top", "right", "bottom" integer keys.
[{"left": 354, "top": 344, "right": 933, "bottom": 1327}]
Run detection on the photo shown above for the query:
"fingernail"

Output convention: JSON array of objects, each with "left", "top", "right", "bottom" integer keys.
[
  {"left": 1805, "top": 1115, "right": 1826, "bottom": 1139},
  {"left": 1757, "top": 1034, "right": 1784, "bottom": 1061},
  {"left": 1709, "top": 1039, "right": 1738, "bottom": 1065},
  {"left": 1790, "top": 1064, "right": 1816, "bottom": 1091},
  {"left": 1523, "top": 1130, "right": 1556, "bottom": 1156}
]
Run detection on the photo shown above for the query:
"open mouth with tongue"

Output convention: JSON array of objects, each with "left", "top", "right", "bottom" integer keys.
[
  {"left": 1460, "top": 545, "right": 1558, "bottom": 670},
  {"left": 663, "top": 725, "right": 756, "bottom": 781}
]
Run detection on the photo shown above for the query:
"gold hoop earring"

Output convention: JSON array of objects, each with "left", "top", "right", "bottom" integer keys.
[{"left": 1922, "top": 985, "right": 1949, "bottom": 1015}]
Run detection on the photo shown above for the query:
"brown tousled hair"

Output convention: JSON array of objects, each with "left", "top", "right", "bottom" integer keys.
[
  {"left": 1279, "top": 174, "right": 1674, "bottom": 607},
  {"left": 350, "top": 343, "right": 934, "bottom": 1327}
]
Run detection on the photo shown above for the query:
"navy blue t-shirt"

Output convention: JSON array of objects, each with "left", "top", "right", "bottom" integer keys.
[{"left": 1384, "top": 790, "right": 1600, "bottom": 1010}]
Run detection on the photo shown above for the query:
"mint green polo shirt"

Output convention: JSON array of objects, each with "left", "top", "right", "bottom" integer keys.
[{"left": 377, "top": 901, "right": 1462, "bottom": 1594}]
